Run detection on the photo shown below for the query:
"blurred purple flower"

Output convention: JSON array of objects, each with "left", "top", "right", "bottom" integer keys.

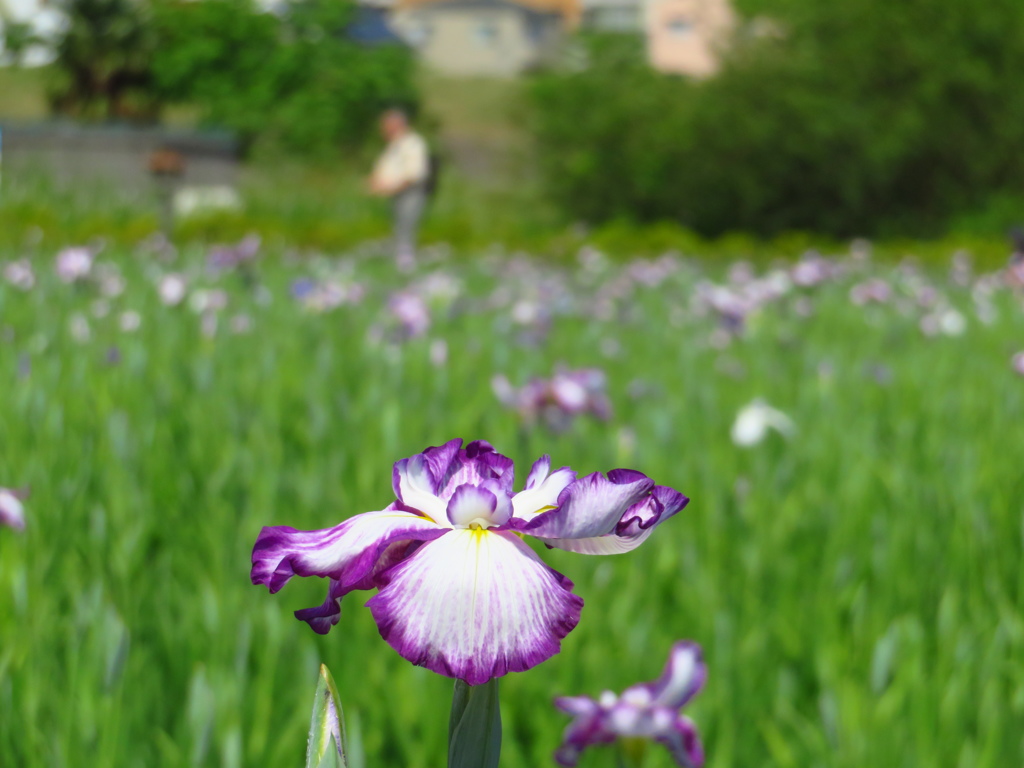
[
  {"left": 849, "top": 278, "right": 892, "bottom": 306},
  {"left": 388, "top": 291, "right": 430, "bottom": 338},
  {"left": 555, "top": 641, "right": 706, "bottom": 767},
  {"left": 493, "top": 368, "right": 611, "bottom": 432},
  {"left": 291, "top": 278, "right": 364, "bottom": 313},
  {"left": 0, "top": 488, "right": 26, "bottom": 531},
  {"left": 1012, "top": 352, "right": 1024, "bottom": 376},
  {"left": 208, "top": 234, "right": 261, "bottom": 272}
]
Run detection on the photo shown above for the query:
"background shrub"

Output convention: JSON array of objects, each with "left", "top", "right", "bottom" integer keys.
[
  {"left": 151, "top": 0, "right": 418, "bottom": 154},
  {"left": 530, "top": 0, "right": 1024, "bottom": 238}
]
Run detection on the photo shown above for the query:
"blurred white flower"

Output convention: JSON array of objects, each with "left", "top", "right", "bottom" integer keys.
[
  {"left": 119, "top": 311, "right": 142, "bottom": 333},
  {"left": 201, "top": 312, "right": 218, "bottom": 339},
  {"left": 230, "top": 313, "right": 253, "bottom": 334},
  {"left": 158, "top": 274, "right": 188, "bottom": 306},
  {"left": 938, "top": 309, "right": 966, "bottom": 336},
  {"left": 55, "top": 247, "right": 94, "bottom": 283},
  {"left": 173, "top": 185, "right": 242, "bottom": 219},
  {"left": 920, "top": 308, "right": 966, "bottom": 337},
  {"left": 3, "top": 259, "right": 35, "bottom": 291},
  {"left": 96, "top": 266, "right": 126, "bottom": 298},
  {"left": 731, "top": 400, "right": 795, "bottom": 447},
  {"left": 429, "top": 338, "right": 448, "bottom": 368},
  {"left": 69, "top": 313, "right": 91, "bottom": 343},
  {"left": 190, "top": 288, "right": 228, "bottom": 314}
]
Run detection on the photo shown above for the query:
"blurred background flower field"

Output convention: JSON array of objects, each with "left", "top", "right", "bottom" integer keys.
[
  {"left": 2, "top": 0, "right": 1024, "bottom": 766},
  {"left": 2, "top": 241, "right": 1023, "bottom": 767}
]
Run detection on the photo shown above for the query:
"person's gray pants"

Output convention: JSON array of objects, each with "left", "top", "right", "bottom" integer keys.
[{"left": 392, "top": 184, "right": 427, "bottom": 259}]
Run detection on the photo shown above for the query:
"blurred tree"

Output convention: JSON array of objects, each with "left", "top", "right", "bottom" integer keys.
[
  {"left": 48, "top": 0, "right": 161, "bottom": 121},
  {"left": 151, "top": 0, "right": 418, "bottom": 154},
  {"left": 1, "top": 17, "right": 42, "bottom": 67}
]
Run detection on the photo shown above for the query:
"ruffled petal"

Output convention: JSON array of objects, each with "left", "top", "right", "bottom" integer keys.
[
  {"left": 554, "top": 698, "right": 614, "bottom": 767},
  {"left": 293, "top": 539, "right": 425, "bottom": 634},
  {"left": 512, "top": 458, "right": 577, "bottom": 523},
  {"left": 526, "top": 470, "right": 654, "bottom": 539},
  {"left": 392, "top": 455, "right": 449, "bottom": 523},
  {"left": 656, "top": 715, "right": 704, "bottom": 768},
  {"left": 251, "top": 509, "right": 446, "bottom": 594},
  {"left": 437, "top": 440, "right": 515, "bottom": 499},
  {"left": 367, "top": 529, "right": 583, "bottom": 685},
  {"left": 644, "top": 641, "right": 706, "bottom": 709},
  {"left": 536, "top": 484, "right": 689, "bottom": 555}
]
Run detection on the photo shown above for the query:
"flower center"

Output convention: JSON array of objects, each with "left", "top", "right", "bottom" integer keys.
[{"left": 446, "top": 484, "right": 512, "bottom": 529}]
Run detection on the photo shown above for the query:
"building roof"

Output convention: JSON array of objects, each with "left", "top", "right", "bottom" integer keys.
[{"left": 395, "top": 0, "right": 581, "bottom": 24}]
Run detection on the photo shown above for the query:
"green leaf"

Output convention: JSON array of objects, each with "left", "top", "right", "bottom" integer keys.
[
  {"left": 306, "top": 664, "right": 348, "bottom": 768},
  {"left": 448, "top": 678, "right": 501, "bottom": 768}
]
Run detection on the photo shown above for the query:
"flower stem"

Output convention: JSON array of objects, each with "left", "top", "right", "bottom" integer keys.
[{"left": 448, "top": 678, "right": 502, "bottom": 768}]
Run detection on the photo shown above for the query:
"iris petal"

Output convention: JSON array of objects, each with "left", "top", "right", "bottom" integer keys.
[
  {"left": 646, "top": 641, "right": 706, "bottom": 709},
  {"left": 367, "top": 529, "right": 583, "bottom": 685},
  {"left": 512, "top": 463, "right": 577, "bottom": 523},
  {"left": 536, "top": 484, "right": 688, "bottom": 555},
  {"left": 392, "top": 455, "right": 449, "bottom": 523},
  {"left": 525, "top": 470, "right": 654, "bottom": 540},
  {"left": 251, "top": 509, "right": 446, "bottom": 594}
]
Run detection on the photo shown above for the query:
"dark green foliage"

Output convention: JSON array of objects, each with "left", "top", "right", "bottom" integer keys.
[
  {"left": 47, "top": 0, "right": 161, "bottom": 121},
  {"left": 530, "top": 0, "right": 1024, "bottom": 237},
  {"left": 43, "top": 0, "right": 417, "bottom": 151},
  {"left": 150, "top": 0, "right": 418, "bottom": 153}
]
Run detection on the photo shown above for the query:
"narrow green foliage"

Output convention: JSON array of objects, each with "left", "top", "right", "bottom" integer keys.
[{"left": 448, "top": 678, "right": 501, "bottom": 768}]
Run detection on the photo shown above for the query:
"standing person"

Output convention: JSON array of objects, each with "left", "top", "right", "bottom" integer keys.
[{"left": 368, "top": 108, "right": 430, "bottom": 271}]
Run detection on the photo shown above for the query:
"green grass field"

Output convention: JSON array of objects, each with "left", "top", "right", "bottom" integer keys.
[{"left": 1, "top": 237, "right": 1023, "bottom": 767}]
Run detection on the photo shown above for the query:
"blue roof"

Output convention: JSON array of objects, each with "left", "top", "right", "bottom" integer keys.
[{"left": 347, "top": 7, "right": 407, "bottom": 45}]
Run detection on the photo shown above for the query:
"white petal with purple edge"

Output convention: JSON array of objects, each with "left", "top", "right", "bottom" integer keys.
[
  {"left": 367, "top": 529, "right": 583, "bottom": 685},
  {"left": 648, "top": 642, "right": 706, "bottom": 709},
  {"left": 393, "top": 455, "right": 450, "bottom": 524},
  {"left": 525, "top": 470, "right": 654, "bottom": 540},
  {"left": 513, "top": 464, "right": 577, "bottom": 523},
  {"left": 251, "top": 509, "right": 446, "bottom": 593}
]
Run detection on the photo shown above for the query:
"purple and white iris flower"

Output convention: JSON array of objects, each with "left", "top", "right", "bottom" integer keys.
[
  {"left": 555, "top": 641, "right": 707, "bottom": 767},
  {"left": 0, "top": 488, "right": 26, "bottom": 531},
  {"left": 252, "top": 439, "right": 688, "bottom": 685}
]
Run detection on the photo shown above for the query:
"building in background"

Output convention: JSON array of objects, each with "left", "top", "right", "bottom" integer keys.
[
  {"left": 579, "top": 0, "right": 734, "bottom": 77},
  {"left": 581, "top": 0, "right": 641, "bottom": 32},
  {"left": 391, "top": 0, "right": 580, "bottom": 77},
  {"left": 644, "top": 0, "right": 733, "bottom": 76}
]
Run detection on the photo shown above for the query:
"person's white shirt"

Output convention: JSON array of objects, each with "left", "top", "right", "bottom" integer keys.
[{"left": 371, "top": 131, "right": 429, "bottom": 194}]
